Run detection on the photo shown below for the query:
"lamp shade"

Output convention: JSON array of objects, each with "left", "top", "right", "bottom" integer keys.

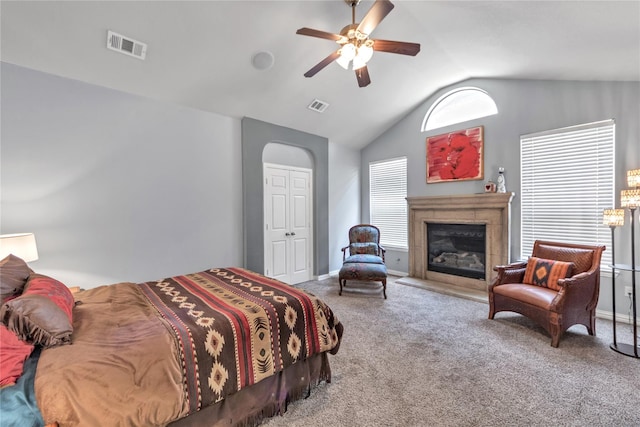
[
  {"left": 603, "top": 209, "right": 625, "bottom": 227},
  {"left": 621, "top": 189, "right": 640, "bottom": 209},
  {"left": 0, "top": 233, "right": 39, "bottom": 262},
  {"left": 627, "top": 169, "right": 640, "bottom": 188}
]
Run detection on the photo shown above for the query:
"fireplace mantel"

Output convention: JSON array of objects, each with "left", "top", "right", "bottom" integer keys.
[{"left": 406, "top": 192, "right": 514, "bottom": 292}]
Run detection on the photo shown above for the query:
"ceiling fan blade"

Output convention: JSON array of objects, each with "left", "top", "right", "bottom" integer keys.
[
  {"left": 356, "top": 0, "right": 395, "bottom": 36},
  {"left": 296, "top": 27, "right": 343, "bottom": 42},
  {"left": 355, "top": 66, "right": 371, "bottom": 88},
  {"left": 303, "top": 50, "right": 341, "bottom": 78},
  {"left": 373, "top": 39, "right": 421, "bottom": 56}
]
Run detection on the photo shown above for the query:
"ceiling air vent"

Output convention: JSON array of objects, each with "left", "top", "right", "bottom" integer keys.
[
  {"left": 107, "top": 30, "right": 147, "bottom": 60},
  {"left": 308, "top": 99, "right": 329, "bottom": 113}
]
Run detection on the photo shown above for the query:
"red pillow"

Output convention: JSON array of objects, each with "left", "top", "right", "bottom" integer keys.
[
  {"left": 0, "top": 323, "right": 34, "bottom": 386},
  {"left": 523, "top": 257, "right": 574, "bottom": 291},
  {"left": 0, "top": 274, "right": 74, "bottom": 347}
]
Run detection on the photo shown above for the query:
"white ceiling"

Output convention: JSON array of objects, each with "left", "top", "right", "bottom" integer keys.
[{"left": 2, "top": 0, "right": 639, "bottom": 150}]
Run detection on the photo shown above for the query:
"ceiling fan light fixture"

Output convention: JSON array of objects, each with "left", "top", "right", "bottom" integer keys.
[
  {"left": 355, "top": 30, "right": 368, "bottom": 40},
  {"left": 352, "top": 56, "right": 367, "bottom": 70},
  {"left": 336, "top": 54, "right": 351, "bottom": 69},
  {"left": 357, "top": 44, "right": 374, "bottom": 63},
  {"left": 340, "top": 43, "right": 357, "bottom": 60},
  {"left": 297, "top": 0, "right": 420, "bottom": 86}
]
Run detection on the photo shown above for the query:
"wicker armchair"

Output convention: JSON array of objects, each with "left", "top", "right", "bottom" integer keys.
[{"left": 488, "top": 240, "right": 605, "bottom": 347}]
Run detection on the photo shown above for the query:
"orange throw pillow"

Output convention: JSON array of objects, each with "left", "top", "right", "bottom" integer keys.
[{"left": 523, "top": 257, "right": 574, "bottom": 291}]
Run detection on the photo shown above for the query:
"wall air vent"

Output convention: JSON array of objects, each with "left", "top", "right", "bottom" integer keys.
[
  {"left": 107, "top": 30, "right": 147, "bottom": 60},
  {"left": 307, "top": 99, "right": 329, "bottom": 113}
]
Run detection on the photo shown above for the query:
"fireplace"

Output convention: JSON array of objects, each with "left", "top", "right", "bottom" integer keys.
[
  {"left": 405, "top": 193, "right": 514, "bottom": 292},
  {"left": 427, "top": 223, "right": 486, "bottom": 280}
]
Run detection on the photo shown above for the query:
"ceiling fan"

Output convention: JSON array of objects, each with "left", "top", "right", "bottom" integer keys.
[{"left": 296, "top": 0, "right": 420, "bottom": 88}]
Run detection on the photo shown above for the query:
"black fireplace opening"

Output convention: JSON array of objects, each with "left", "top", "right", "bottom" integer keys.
[{"left": 427, "top": 223, "right": 486, "bottom": 280}]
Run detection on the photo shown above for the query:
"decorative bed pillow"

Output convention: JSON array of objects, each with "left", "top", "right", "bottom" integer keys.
[
  {"left": 523, "top": 257, "right": 574, "bottom": 291},
  {"left": 0, "top": 274, "right": 74, "bottom": 347},
  {"left": 0, "top": 255, "right": 32, "bottom": 302},
  {"left": 0, "top": 323, "right": 35, "bottom": 386}
]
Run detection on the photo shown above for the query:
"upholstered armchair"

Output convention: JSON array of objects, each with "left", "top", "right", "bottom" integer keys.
[
  {"left": 338, "top": 224, "right": 388, "bottom": 298},
  {"left": 488, "top": 240, "right": 605, "bottom": 347}
]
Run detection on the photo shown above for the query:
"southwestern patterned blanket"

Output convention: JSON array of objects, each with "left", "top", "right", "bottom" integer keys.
[{"left": 33, "top": 268, "right": 342, "bottom": 426}]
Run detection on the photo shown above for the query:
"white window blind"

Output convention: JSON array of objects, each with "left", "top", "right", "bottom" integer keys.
[
  {"left": 370, "top": 157, "right": 408, "bottom": 250},
  {"left": 520, "top": 120, "right": 615, "bottom": 268}
]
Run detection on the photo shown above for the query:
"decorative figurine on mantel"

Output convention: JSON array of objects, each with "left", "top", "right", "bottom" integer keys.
[{"left": 496, "top": 167, "right": 506, "bottom": 193}]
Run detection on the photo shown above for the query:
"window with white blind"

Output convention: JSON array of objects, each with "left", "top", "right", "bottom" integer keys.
[
  {"left": 520, "top": 119, "right": 615, "bottom": 268},
  {"left": 369, "top": 157, "right": 408, "bottom": 250}
]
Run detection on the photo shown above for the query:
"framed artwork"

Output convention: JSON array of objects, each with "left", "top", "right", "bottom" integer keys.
[{"left": 426, "top": 126, "right": 484, "bottom": 183}]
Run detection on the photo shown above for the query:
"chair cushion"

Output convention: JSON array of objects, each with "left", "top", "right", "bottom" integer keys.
[
  {"left": 344, "top": 254, "right": 384, "bottom": 265},
  {"left": 493, "top": 283, "right": 558, "bottom": 309},
  {"left": 339, "top": 262, "right": 387, "bottom": 281},
  {"left": 523, "top": 257, "right": 574, "bottom": 291},
  {"left": 349, "top": 242, "right": 380, "bottom": 256}
]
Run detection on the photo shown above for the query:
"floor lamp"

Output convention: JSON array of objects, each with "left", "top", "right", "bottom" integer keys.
[
  {"left": 603, "top": 209, "right": 624, "bottom": 348},
  {"left": 615, "top": 169, "right": 640, "bottom": 358}
]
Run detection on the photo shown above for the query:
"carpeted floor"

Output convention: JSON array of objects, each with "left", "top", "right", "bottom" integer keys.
[{"left": 262, "top": 275, "right": 640, "bottom": 427}]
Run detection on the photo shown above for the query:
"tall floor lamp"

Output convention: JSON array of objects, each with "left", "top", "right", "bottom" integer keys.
[
  {"left": 603, "top": 208, "right": 624, "bottom": 348},
  {"left": 610, "top": 168, "right": 640, "bottom": 358}
]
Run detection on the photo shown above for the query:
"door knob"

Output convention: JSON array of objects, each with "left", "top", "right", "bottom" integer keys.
[
  {"left": 290, "top": 232, "right": 296, "bottom": 236},
  {"left": 285, "top": 232, "right": 291, "bottom": 236}
]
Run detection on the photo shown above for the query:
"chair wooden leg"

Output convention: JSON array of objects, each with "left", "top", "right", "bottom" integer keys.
[
  {"left": 487, "top": 292, "right": 495, "bottom": 319},
  {"left": 588, "top": 312, "right": 596, "bottom": 336},
  {"left": 382, "top": 279, "right": 387, "bottom": 299},
  {"left": 550, "top": 324, "right": 561, "bottom": 348},
  {"left": 339, "top": 279, "right": 344, "bottom": 296}
]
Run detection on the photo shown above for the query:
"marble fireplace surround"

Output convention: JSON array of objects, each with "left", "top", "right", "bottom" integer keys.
[{"left": 405, "top": 193, "right": 514, "bottom": 292}]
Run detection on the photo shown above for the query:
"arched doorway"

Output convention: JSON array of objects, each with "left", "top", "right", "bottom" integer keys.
[{"left": 262, "top": 143, "right": 314, "bottom": 284}]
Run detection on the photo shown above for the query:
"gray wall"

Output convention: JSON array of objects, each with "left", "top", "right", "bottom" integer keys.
[
  {"left": 241, "top": 117, "right": 329, "bottom": 276},
  {"left": 1, "top": 62, "right": 243, "bottom": 288},
  {"left": 328, "top": 142, "right": 361, "bottom": 273},
  {"left": 1, "top": 63, "right": 357, "bottom": 288},
  {"left": 362, "top": 78, "right": 640, "bottom": 313}
]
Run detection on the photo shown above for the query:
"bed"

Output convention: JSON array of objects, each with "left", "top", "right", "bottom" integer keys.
[{"left": 0, "top": 261, "right": 343, "bottom": 427}]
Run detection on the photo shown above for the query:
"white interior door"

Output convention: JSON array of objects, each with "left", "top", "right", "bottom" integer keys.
[{"left": 264, "top": 164, "right": 312, "bottom": 284}]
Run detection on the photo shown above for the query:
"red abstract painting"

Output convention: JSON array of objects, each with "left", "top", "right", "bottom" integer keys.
[{"left": 426, "top": 126, "right": 484, "bottom": 183}]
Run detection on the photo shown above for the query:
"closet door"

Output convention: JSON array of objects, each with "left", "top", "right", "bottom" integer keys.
[{"left": 264, "top": 165, "right": 312, "bottom": 284}]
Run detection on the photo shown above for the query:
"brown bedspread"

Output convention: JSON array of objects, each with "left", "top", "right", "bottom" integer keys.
[{"left": 34, "top": 268, "right": 342, "bottom": 426}]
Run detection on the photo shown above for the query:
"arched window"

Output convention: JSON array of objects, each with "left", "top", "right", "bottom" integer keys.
[{"left": 421, "top": 87, "right": 498, "bottom": 132}]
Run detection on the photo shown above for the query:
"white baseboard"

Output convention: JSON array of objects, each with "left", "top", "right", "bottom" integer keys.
[
  {"left": 387, "top": 269, "right": 407, "bottom": 277},
  {"left": 596, "top": 308, "right": 639, "bottom": 325}
]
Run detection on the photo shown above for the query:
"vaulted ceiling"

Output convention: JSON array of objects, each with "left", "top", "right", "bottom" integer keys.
[{"left": 2, "top": 1, "right": 639, "bottom": 149}]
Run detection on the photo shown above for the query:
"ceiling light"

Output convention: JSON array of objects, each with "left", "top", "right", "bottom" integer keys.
[
  {"left": 352, "top": 55, "right": 367, "bottom": 70},
  {"left": 358, "top": 42, "right": 374, "bottom": 62},
  {"left": 340, "top": 43, "right": 356, "bottom": 61},
  {"left": 336, "top": 54, "right": 350, "bottom": 69}
]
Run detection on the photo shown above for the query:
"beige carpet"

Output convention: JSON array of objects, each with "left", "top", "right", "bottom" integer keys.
[{"left": 262, "top": 275, "right": 640, "bottom": 427}]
